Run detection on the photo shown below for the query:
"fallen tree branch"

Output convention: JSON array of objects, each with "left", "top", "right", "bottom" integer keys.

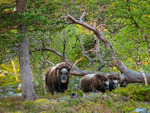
[
  {"left": 1, "top": 11, "right": 16, "bottom": 14},
  {"left": 0, "top": 25, "right": 19, "bottom": 34},
  {"left": 31, "top": 47, "right": 92, "bottom": 76},
  {"left": 63, "top": 14, "right": 150, "bottom": 85},
  {"left": 63, "top": 14, "right": 116, "bottom": 60}
]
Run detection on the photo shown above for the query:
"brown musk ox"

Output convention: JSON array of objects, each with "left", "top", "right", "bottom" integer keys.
[
  {"left": 107, "top": 74, "right": 120, "bottom": 91},
  {"left": 45, "top": 62, "right": 71, "bottom": 95},
  {"left": 80, "top": 73, "right": 109, "bottom": 97}
]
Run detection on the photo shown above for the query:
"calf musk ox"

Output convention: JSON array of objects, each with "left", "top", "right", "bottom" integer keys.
[
  {"left": 107, "top": 74, "right": 120, "bottom": 91},
  {"left": 80, "top": 73, "right": 109, "bottom": 95},
  {"left": 45, "top": 62, "right": 71, "bottom": 95}
]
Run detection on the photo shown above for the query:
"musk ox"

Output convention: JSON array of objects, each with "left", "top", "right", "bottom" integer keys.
[
  {"left": 80, "top": 73, "right": 109, "bottom": 97},
  {"left": 45, "top": 62, "right": 71, "bottom": 95},
  {"left": 107, "top": 74, "right": 120, "bottom": 91}
]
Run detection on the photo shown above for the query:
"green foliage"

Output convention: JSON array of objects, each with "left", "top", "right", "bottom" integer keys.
[
  {"left": 22, "top": 99, "right": 52, "bottom": 112},
  {"left": 82, "top": 34, "right": 94, "bottom": 51},
  {"left": 0, "top": 0, "right": 65, "bottom": 64},
  {"left": 0, "top": 96, "right": 23, "bottom": 112},
  {"left": 133, "top": 87, "right": 150, "bottom": 101},
  {"left": 0, "top": 59, "right": 20, "bottom": 88},
  {"left": 112, "top": 84, "right": 150, "bottom": 101},
  {"left": 104, "top": 0, "right": 150, "bottom": 71}
]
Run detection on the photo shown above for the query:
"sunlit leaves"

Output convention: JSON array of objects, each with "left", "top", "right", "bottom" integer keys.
[{"left": 103, "top": 0, "right": 150, "bottom": 71}]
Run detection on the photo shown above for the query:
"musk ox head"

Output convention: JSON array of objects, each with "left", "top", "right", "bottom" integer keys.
[
  {"left": 96, "top": 74, "right": 109, "bottom": 91},
  {"left": 112, "top": 80, "right": 118, "bottom": 89},
  {"left": 56, "top": 66, "right": 71, "bottom": 83},
  {"left": 104, "top": 80, "right": 109, "bottom": 90},
  {"left": 107, "top": 74, "right": 120, "bottom": 91}
]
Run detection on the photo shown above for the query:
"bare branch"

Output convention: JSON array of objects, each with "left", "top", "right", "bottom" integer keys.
[
  {"left": 62, "top": 31, "right": 66, "bottom": 57},
  {"left": 1, "top": 11, "right": 16, "bottom": 14},
  {"left": 79, "top": 11, "right": 86, "bottom": 22},
  {"left": 127, "top": 1, "right": 150, "bottom": 57},
  {"left": 0, "top": 25, "right": 18, "bottom": 34},
  {"left": 45, "top": 60, "right": 55, "bottom": 66},
  {"left": 31, "top": 47, "right": 92, "bottom": 76},
  {"left": 97, "top": 24, "right": 107, "bottom": 29},
  {"left": 77, "top": 37, "right": 91, "bottom": 62},
  {"left": 135, "top": 39, "right": 148, "bottom": 86},
  {"left": 65, "top": 14, "right": 116, "bottom": 60},
  {"left": 77, "top": 32, "right": 106, "bottom": 68},
  {"left": 65, "top": 14, "right": 96, "bottom": 31},
  {"left": 72, "top": 49, "right": 100, "bottom": 70}
]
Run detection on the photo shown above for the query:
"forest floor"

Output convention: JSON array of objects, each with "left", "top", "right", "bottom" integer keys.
[{"left": 0, "top": 84, "right": 150, "bottom": 113}]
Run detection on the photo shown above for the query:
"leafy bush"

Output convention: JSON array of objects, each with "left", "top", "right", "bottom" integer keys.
[{"left": 112, "top": 83, "right": 150, "bottom": 101}]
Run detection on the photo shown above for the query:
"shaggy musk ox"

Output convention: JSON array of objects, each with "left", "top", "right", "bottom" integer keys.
[
  {"left": 45, "top": 62, "right": 71, "bottom": 95},
  {"left": 107, "top": 74, "right": 120, "bottom": 91},
  {"left": 80, "top": 73, "right": 109, "bottom": 96}
]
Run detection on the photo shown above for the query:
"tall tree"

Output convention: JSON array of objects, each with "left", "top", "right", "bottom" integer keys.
[
  {"left": 16, "top": 0, "right": 38, "bottom": 101},
  {"left": 0, "top": 0, "right": 65, "bottom": 98}
]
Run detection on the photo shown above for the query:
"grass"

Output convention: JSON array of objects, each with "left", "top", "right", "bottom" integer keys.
[{"left": 0, "top": 84, "right": 150, "bottom": 113}]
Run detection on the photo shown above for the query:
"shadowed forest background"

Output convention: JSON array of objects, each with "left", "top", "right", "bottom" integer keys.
[{"left": 0, "top": 0, "right": 150, "bottom": 112}]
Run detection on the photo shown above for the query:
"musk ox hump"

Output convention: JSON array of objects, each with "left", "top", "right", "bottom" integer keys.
[
  {"left": 85, "top": 74, "right": 95, "bottom": 79},
  {"left": 50, "top": 66, "right": 56, "bottom": 73},
  {"left": 95, "top": 74, "right": 109, "bottom": 81},
  {"left": 55, "top": 62, "right": 70, "bottom": 69},
  {"left": 95, "top": 74, "right": 109, "bottom": 91},
  {"left": 108, "top": 74, "right": 120, "bottom": 80}
]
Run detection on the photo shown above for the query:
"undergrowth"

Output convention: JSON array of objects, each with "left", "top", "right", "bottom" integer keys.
[{"left": 0, "top": 83, "right": 150, "bottom": 113}]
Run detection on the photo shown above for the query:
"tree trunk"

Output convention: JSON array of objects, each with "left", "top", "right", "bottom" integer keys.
[
  {"left": 18, "top": 24, "right": 38, "bottom": 101},
  {"left": 116, "top": 60, "right": 150, "bottom": 84},
  {"left": 64, "top": 15, "right": 150, "bottom": 85},
  {"left": 16, "top": 0, "right": 38, "bottom": 101}
]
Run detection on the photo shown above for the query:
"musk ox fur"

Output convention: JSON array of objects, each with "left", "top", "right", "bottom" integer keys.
[
  {"left": 45, "top": 62, "right": 71, "bottom": 94},
  {"left": 80, "top": 73, "right": 109, "bottom": 95},
  {"left": 107, "top": 74, "right": 120, "bottom": 91}
]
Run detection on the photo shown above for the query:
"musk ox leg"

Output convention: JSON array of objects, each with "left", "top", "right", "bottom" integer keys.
[
  {"left": 51, "top": 87, "right": 56, "bottom": 95},
  {"left": 50, "top": 90, "right": 55, "bottom": 95},
  {"left": 91, "top": 86, "right": 98, "bottom": 93},
  {"left": 57, "top": 86, "right": 64, "bottom": 92},
  {"left": 45, "top": 85, "right": 49, "bottom": 94}
]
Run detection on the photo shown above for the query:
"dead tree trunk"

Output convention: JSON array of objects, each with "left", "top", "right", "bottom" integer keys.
[
  {"left": 16, "top": 0, "right": 38, "bottom": 101},
  {"left": 63, "top": 14, "right": 150, "bottom": 85}
]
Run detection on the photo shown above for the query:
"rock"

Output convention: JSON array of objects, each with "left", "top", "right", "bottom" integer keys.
[
  {"left": 70, "top": 93, "right": 79, "bottom": 99},
  {"left": 6, "top": 91, "right": 15, "bottom": 96},
  {"left": 14, "top": 93, "right": 22, "bottom": 97},
  {"left": 5, "top": 88, "right": 13, "bottom": 92},
  {"left": 6, "top": 85, "right": 13, "bottom": 88},
  {"left": 134, "top": 108, "right": 150, "bottom": 113},
  {"left": 17, "top": 83, "right": 22, "bottom": 90},
  {"left": 0, "top": 89, "right": 3, "bottom": 92},
  {"left": 0, "top": 94, "right": 4, "bottom": 98},
  {"left": 104, "top": 94, "right": 110, "bottom": 98}
]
